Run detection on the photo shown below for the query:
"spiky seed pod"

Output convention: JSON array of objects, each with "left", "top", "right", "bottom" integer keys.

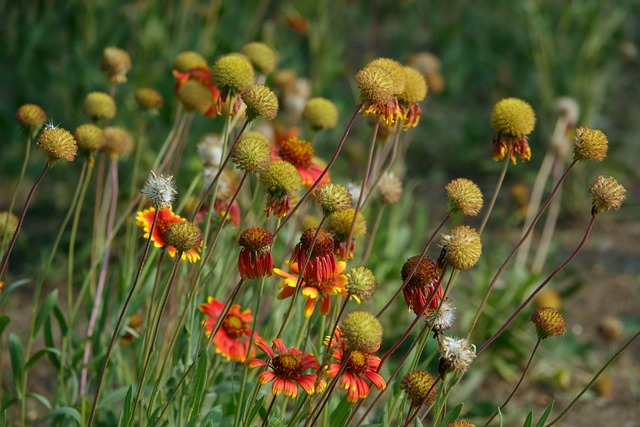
[
  {"left": 37, "top": 125, "right": 78, "bottom": 163},
  {"left": 314, "top": 183, "right": 352, "bottom": 216},
  {"left": 212, "top": 54, "right": 255, "bottom": 94},
  {"left": 135, "top": 88, "right": 164, "bottom": 111},
  {"left": 74, "top": 124, "right": 104, "bottom": 152},
  {"left": 101, "top": 126, "right": 133, "bottom": 159},
  {"left": 438, "top": 336, "right": 476, "bottom": 374},
  {"left": 239, "top": 227, "right": 273, "bottom": 252},
  {"left": 177, "top": 79, "right": 213, "bottom": 114},
  {"left": 366, "top": 58, "right": 406, "bottom": 95},
  {"left": 399, "top": 66, "right": 427, "bottom": 104},
  {"left": 232, "top": 131, "right": 271, "bottom": 174},
  {"left": 83, "top": 92, "right": 116, "bottom": 120},
  {"left": 401, "top": 370, "right": 438, "bottom": 407},
  {"left": 241, "top": 84, "right": 279, "bottom": 121},
  {"left": 573, "top": 126, "right": 608, "bottom": 162},
  {"left": 101, "top": 46, "right": 131, "bottom": 84},
  {"left": 340, "top": 311, "right": 383, "bottom": 353},
  {"left": 445, "top": 178, "right": 483, "bottom": 217},
  {"left": 346, "top": 266, "right": 376, "bottom": 302},
  {"left": 401, "top": 256, "right": 440, "bottom": 289},
  {"left": 589, "top": 176, "right": 626, "bottom": 214},
  {"left": 377, "top": 173, "right": 403, "bottom": 205},
  {"left": 16, "top": 104, "right": 47, "bottom": 132},
  {"left": 441, "top": 225, "right": 482, "bottom": 270},
  {"left": 327, "top": 208, "right": 367, "bottom": 238},
  {"left": 241, "top": 42, "right": 277, "bottom": 75},
  {"left": 490, "top": 98, "right": 536, "bottom": 137},
  {"left": 163, "top": 221, "right": 202, "bottom": 252},
  {"left": 531, "top": 307, "right": 567, "bottom": 339},
  {"left": 302, "top": 97, "right": 339, "bottom": 130},
  {"left": 260, "top": 160, "right": 301, "bottom": 195},
  {"left": 173, "top": 51, "right": 208, "bottom": 72},
  {"left": 141, "top": 171, "right": 177, "bottom": 209},
  {"left": 355, "top": 66, "right": 395, "bottom": 103},
  {"left": 0, "top": 212, "right": 19, "bottom": 238},
  {"left": 426, "top": 298, "right": 457, "bottom": 333}
]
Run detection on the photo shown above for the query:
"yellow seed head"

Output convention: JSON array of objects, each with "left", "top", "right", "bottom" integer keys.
[
  {"left": 173, "top": 51, "right": 208, "bottom": 72},
  {"left": 101, "top": 46, "right": 131, "bottom": 84},
  {"left": 163, "top": 221, "right": 202, "bottom": 252},
  {"left": 490, "top": 97, "right": 536, "bottom": 137},
  {"left": 37, "top": 125, "right": 78, "bottom": 163},
  {"left": 346, "top": 266, "right": 376, "bottom": 302},
  {"left": 241, "top": 42, "right": 277, "bottom": 75},
  {"left": 447, "top": 420, "right": 476, "bottom": 427},
  {"left": 355, "top": 65, "right": 395, "bottom": 103},
  {"left": 259, "top": 160, "right": 301, "bottom": 195},
  {"left": 589, "top": 176, "right": 626, "bottom": 214},
  {"left": 445, "top": 178, "right": 484, "bottom": 217},
  {"left": 176, "top": 79, "right": 213, "bottom": 114},
  {"left": 301, "top": 214, "right": 321, "bottom": 231},
  {"left": 135, "top": 88, "right": 164, "bottom": 111},
  {"left": 367, "top": 58, "right": 406, "bottom": 95},
  {"left": 302, "top": 97, "right": 339, "bottom": 130},
  {"left": 441, "top": 225, "right": 482, "bottom": 270},
  {"left": 401, "top": 370, "right": 438, "bottom": 407},
  {"left": 327, "top": 208, "right": 367, "bottom": 239},
  {"left": 101, "top": 126, "right": 133, "bottom": 159},
  {"left": 573, "top": 126, "right": 608, "bottom": 162},
  {"left": 314, "top": 183, "right": 352, "bottom": 216},
  {"left": 399, "top": 66, "right": 428, "bottom": 104},
  {"left": 212, "top": 54, "right": 255, "bottom": 93},
  {"left": 16, "top": 104, "right": 47, "bottom": 131},
  {"left": 83, "top": 92, "right": 116, "bottom": 120},
  {"left": 531, "top": 307, "right": 567, "bottom": 339},
  {"left": 74, "top": 124, "right": 104, "bottom": 152},
  {"left": 340, "top": 311, "right": 383, "bottom": 353},
  {"left": 232, "top": 131, "right": 271, "bottom": 174},
  {"left": 241, "top": 84, "right": 279, "bottom": 121}
]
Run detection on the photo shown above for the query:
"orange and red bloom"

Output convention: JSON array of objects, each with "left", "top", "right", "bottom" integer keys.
[
  {"left": 135, "top": 206, "right": 202, "bottom": 262},
  {"left": 247, "top": 337, "right": 319, "bottom": 398},
  {"left": 238, "top": 227, "right": 274, "bottom": 280},
  {"left": 198, "top": 297, "right": 260, "bottom": 362},
  {"left": 272, "top": 137, "right": 329, "bottom": 188},
  {"left": 401, "top": 255, "right": 443, "bottom": 314},
  {"left": 173, "top": 66, "right": 222, "bottom": 118}
]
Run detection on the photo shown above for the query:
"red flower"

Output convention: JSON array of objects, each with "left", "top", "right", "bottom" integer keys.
[
  {"left": 173, "top": 66, "right": 222, "bottom": 118},
  {"left": 238, "top": 227, "right": 274, "bottom": 280},
  {"left": 246, "top": 338, "right": 319, "bottom": 398},
  {"left": 136, "top": 206, "right": 201, "bottom": 263},
  {"left": 272, "top": 137, "right": 329, "bottom": 188},
  {"left": 401, "top": 256, "right": 443, "bottom": 314}
]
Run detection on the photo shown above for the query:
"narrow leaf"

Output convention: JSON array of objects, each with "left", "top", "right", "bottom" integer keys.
[
  {"left": 187, "top": 354, "right": 208, "bottom": 418},
  {"left": 34, "top": 290, "right": 58, "bottom": 337},
  {"left": 535, "top": 401, "right": 554, "bottom": 427},
  {"left": 8, "top": 334, "right": 24, "bottom": 389},
  {"left": 34, "top": 407, "right": 82, "bottom": 425},
  {"left": 0, "top": 316, "right": 10, "bottom": 337},
  {"left": 25, "top": 347, "right": 61, "bottom": 370}
]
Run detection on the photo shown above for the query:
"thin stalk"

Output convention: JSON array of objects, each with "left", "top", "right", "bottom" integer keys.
[
  {"left": 478, "top": 155, "right": 510, "bottom": 236},
  {"left": 304, "top": 350, "right": 350, "bottom": 427},
  {"left": 362, "top": 127, "right": 402, "bottom": 207},
  {"left": 152, "top": 106, "right": 185, "bottom": 171},
  {"left": 360, "top": 203, "right": 384, "bottom": 265},
  {"left": 261, "top": 395, "right": 277, "bottom": 427}
]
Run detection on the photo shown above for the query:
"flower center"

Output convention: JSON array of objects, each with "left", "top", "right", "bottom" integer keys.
[
  {"left": 279, "top": 138, "right": 313, "bottom": 168},
  {"left": 222, "top": 315, "right": 245, "bottom": 338},
  {"left": 239, "top": 227, "right": 274, "bottom": 252},
  {"left": 272, "top": 353, "right": 302, "bottom": 379},
  {"left": 346, "top": 350, "right": 369, "bottom": 374}
]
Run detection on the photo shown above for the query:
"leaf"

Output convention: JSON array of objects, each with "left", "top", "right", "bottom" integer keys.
[
  {"left": 330, "top": 398, "right": 352, "bottom": 426},
  {"left": 34, "top": 289, "right": 58, "bottom": 337},
  {"left": 535, "top": 401, "right": 554, "bottom": 427},
  {"left": 0, "top": 316, "right": 10, "bottom": 337},
  {"left": 0, "top": 278, "right": 30, "bottom": 307},
  {"left": 53, "top": 305, "right": 68, "bottom": 335},
  {"left": 246, "top": 395, "right": 265, "bottom": 426},
  {"left": 25, "top": 347, "right": 61, "bottom": 371},
  {"left": 120, "top": 385, "right": 134, "bottom": 426},
  {"left": 8, "top": 334, "right": 24, "bottom": 391},
  {"left": 43, "top": 318, "right": 60, "bottom": 369},
  {"left": 34, "top": 407, "right": 82, "bottom": 425},
  {"left": 522, "top": 411, "right": 533, "bottom": 427},
  {"left": 1, "top": 409, "right": 6, "bottom": 427},
  {"left": 187, "top": 354, "right": 208, "bottom": 418},
  {"left": 26, "top": 392, "right": 52, "bottom": 410},
  {"left": 436, "top": 403, "right": 463, "bottom": 427}
]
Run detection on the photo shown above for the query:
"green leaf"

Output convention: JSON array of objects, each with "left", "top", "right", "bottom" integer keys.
[
  {"left": 53, "top": 305, "right": 68, "bottom": 335},
  {"left": 1, "top": 409, "right": 6, "bottom": 427},
  {"left": 34, "top": 289, "right": 58, "bottom": 337},
  {"left": 25, "top": 347, "right": 61, "bottom": 371},
  {"left": 43, "top": 318, "right": 60, "bottom": 369},
  {"left": 535, "top": 401, "right": 554, "bottom": 427},
  {"left": 187, "top": 354, "right": 208, "bottom": 418},
  {"left": 330, "top": 398, "right": 352, "bottom": 427},
  {"left": 34, "top": 407, "right": 82, "bottom": 426},
  {"left": 120, "top": 385, "right": 134, "bottom": 426},
  {"left": 0, "top": 279, "right": 30, "bottom": 307},
  {"left": 0, "top": 316, "right": 10, "bottom": 337},
  {"left": 26, "top": 392, "right": 52, "bottom": 410},
  {"left": 8, "top": 334, "right": 24, "bottom": 390},
  {"left": 523, "top": 411, "right": 533, "bottom": 427},
  {"left": 246, "top": 395, "right": 265, "bottom": 426},
  {"left": 436, "top": 403, "right": 463, "bottom": 427}
]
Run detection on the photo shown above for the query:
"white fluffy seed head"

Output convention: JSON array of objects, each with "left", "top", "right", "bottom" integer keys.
[{"left": 141, "top": 171, "right": 177, "bottom": 208}]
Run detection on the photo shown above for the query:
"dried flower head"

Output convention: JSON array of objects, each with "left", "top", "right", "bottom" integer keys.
[
  {"left": 134, "top": 88, "right": 164, "bottom": 111},
  {"left": 302, "top": 97, "right": 339, "bottom": 130},
  {"left": 314, "top": 183, "right": 352, "bottom": 216},
  {"left": 401, "top": 370, "right": 438, "bottom": 407},
  {"left": 241, "top": 42, "right": 277, "bottom": 75},
  {"left": 260, "top": 160, "right": 301, "bottom": 218},
  {"left": 83, "top": 92, "right": 116, "bottom": 120},
  {"left": 447, "top": 420, "right": 475, "bottom": 427},
  {"left": 399, "top": 66, "right": 428, "bottom": 104},
  {"left": 232, "top": 131, "right": 271, "bottom": 174},
  {"left": 438, "top": 336, "right": 476, "bottom": 374},
  {"left": 163, "top": 221, "right": 203, "bottom": 253},
  {"left": 141, "top": 171, "right": 177, "bottom": 209},
  {"left": 212, "top": 54, "right": 255, "bottom": 95},
  {"left": 74, "top": 124, "right": 104, "bottom": 153},
  {"left": 401, "top": 255, "right": 443, "bottom": 313},
  {"left": 16, "top": 104, "right": 47, "bottom": 132},
  {"left": 197, "top": 133, "right": 223, "bottom": 167},
  {"left": 377, "top": 173, "right": 403, "bottom": 205},
  {"left": 340, "top": 311, "right": 383, "bottom": 354},
  {"left": 441, "top": 225, "right": 482, "bottom": 270},
  {"left": 355, "top": 66, "right": 395, "bottom": 104},
  {"left": 445, "top": 178, "right": 483, "bottom": 217},
  {"left": 367, "top": 57, "right": 406, "bottom": 95},
  {"left": 426, "top": 297, "right": 456, "bottom": 333},
  {"left": 573, "top": 126, "right": 608, "bottom": 162},
  {"left": 37, "top": 124, "right": 78, "bottom": 163},
  {"left": 241, "top": 84, "right": 279, "bottom": 121},
  {"left": 101, "top": 46, "right": 131, "bottom": 84},
  {"left": 531, "top": 307, "right": 567, "bottom": 339},
  {"left": 589, "top": 176, "right": 626, "bottom": 214},
  {"left": 346, "top": 266, "right": 376, "bottom": 302},
  {"left": 238, "top": 227, "right": 274, "bottom": 279},
  {"left": 490, "top": 98, "right": 536, "bottom": 138},
  {"left": 173, "top": 51, "right": 208, "bottom": 72},
  {"left": 101, "top": 126, "right": 133, "bottom": 159}
]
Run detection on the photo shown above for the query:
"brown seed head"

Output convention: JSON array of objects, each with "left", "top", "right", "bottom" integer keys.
[
  {"left": 377, "top": 173, "right": 403, "bottom": 205},
  {"left": 531, "top": 307, "right": 567, "bottom": 339},
  {"left": 573, "top": 126, "right": 608, "bottom": 162},
  {"left": 401, "top": 370, "right": 438, "bottom": 407},
  {"left": 135, "top": 88, "right": 164, "bottom": 111},
  {"left": 300, "top": 228, "right": 335, "bottom": 257},
  {"left": 441, "top": 225, "right": 482, "bottom": 270},
  {"left": 101, "top": 126, "right": 133, "bottom": 159},
  {"left": 16, "top": 104, "right": 47, "bottom": 130},
  {"left": 340, "top": 311, "right": 383, "bottom": 354},
  {"left": 101, "top": 46, "right": 131, "bottom": 84},
  {"left": 401, "top": 256, "right": 439, "bottom": 289},
  {"left": 445, "top": 178, "right": 483, "bottom": 217},
  {"left": 589, "top": 175, "right": 626, "bottom": 214},
  {"left": 239, "top": 227, "right": 273, "bottom": 252},
  {"left": 37, "top": 125, "right": 78, "bottom": 163}
]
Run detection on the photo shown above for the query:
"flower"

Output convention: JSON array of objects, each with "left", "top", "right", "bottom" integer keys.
[
  {"left": 326, "top": 328, "right": 386, "bottom": 402},
  {"left": 302, "top": 97, "right": 339, "bottom": 130},
  {"left": 398, "top": 66, "right": 427, "bottom": 129},
  {"left": 355, "top": 64, "right": 403, "bottom": 127},
  {"left": 445, "top": 178, "right": 483, "bottom": 217},
  {"left": 211, "top": 53, "right": 255, "bottom": 97},
  {"left": 401, "top": 256, "right": 443, "bottom": 314},
  {"left": 314, "top": 183, "right": 352, "bottom": 216},
  {"left": 274, "top": 259, "right": 348, "bottom": 318},
  {"left": 141, "top": 171, "right": 177, "bottom": 209},
  {"left": 441, "top": 225, "right": 482, "bottom": 270},
  {"left": 74, "top": 124, "right": 104, "bottom": 153},
  {"left": 163, "top": 221, "right": 202, "bottom": 253},
  {"left": 401, "top": 370, "right": 438, "bottom": 408},
  {"left": 247, "top": 337, "right": 319, "bottom": 398},
  {"left": 490, "top": 97, "right": 536, "bottom": 164},
  {"left": 438, "top": 336, "right": 476, "bottom": 374},
  {"left": 531, "top": 307, "right": 566, "bottom": 340},
  {"left": 260, "top": 160, "right": 301, "bottom": 218},
  {"left": 589, "top": 176, "right": 626, "bottom": 214},
  {"left": 174, "top": 51, "right": 207, "bottom": 72},
  {"left": 232, "top": 131, "right": 272, "bottom": 174},
  {"left": 199, "top": 297, "right": 261, "bottom": 362},
  {"left": 16, "top": 104, "right": 47, "bottom": 133},
  {"left": 135, "top": 206, "right": 201, "bottom": 262},
  {"left": 327, "top": 208, "right": 367, "bottom": 259},
  {"left": 101, "top": 126, "right": 133, "bottom": 159},
  {"left": 290, "top": 228, "right": 337, "bottom": 283},
  {"left": 272, "top": 137, "right": 329, "bottom": 187},
  {"left": 173, "top": 65, "right": 222, "bottom": 118},
  {"left": 134, "top": 88, "right": 164, "bottom": 111},
  {"left": 238, "top": 227, "right": 274, "bottom": 280},
  {"left": 345, "top": 266, "right": 376, "bottom": 302}
]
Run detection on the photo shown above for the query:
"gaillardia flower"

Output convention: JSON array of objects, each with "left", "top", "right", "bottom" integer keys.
[
  {"left": 530, "top": 307, "right": 566, "bottom": 340},
  {"left": 199, "top": 297, "right": 261, "bottom": 362},
  {"left": 401, "top": 255, "right": 443, "bottom": 314},
  {"left": 260, "top": 160, "right": 302, "bottom": 218},
  {"left": 173, "top": 65, "right": 222, "bottom": 118},
  {"left": 290, "top": 228, "right": 337, "bottom": 283},
  {"left": 273, "top": 137, "right": 329, "bottom": 187},
  {"left": 16, "top": 104, "right": 47, "bottom": 134},
  {"left": 355, "top": 64, "right": 403, "bottom": 127},
  {"left": 247, "top": 337, "right": 319, "bottom": 398},
  {"left": 238, "top": 227, "right": 274, "bottom": 280},
  {"left": 589, "top": 175, "right": 626, "bottom": 214},
  {"left": 135, "top": 206, "right": 201, "bottom": 262},
  {"left": 490, "top": 97, "right": 536, "bottom": 164},
  {"left": 241, "top": 42, "right": 277, "bottom": 75},
  {"left": 327, "top": 208, "right": 367, "bottom": 259},
  {"left": 398, "top": 66, "right": 427, "bottom": 129}
]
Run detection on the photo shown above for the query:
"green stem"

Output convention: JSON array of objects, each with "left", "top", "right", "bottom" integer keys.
[
  {"left": 478, "top": 155, "right": 510, "bottom": 236},
  {"left": 1, "top": 133, "right": 32, "bottom": 254}
]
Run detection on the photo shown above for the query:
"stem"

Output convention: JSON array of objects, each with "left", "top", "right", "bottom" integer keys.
[
  {"left": 304, "top": 350, "right": 350, "bottom": 427},
  {"left": 478, "top": 155, "right": 510, "bottom": 236},
  {"left": 1, "top": 133, "right": 32, "bottom": 253},
  {"left": 261, "top": 395, "right": 277, "bottom": 427},
  {"left": 360, "top": 204, "right": 384, "bottom": 265}
]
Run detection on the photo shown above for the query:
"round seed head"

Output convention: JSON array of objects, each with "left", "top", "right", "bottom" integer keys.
[
  {"left": 314, "top": 183, "right": 352, "bottom": 216},
  {"left": 355, "top": 65, "right": 395, "bottom": 103},
  {"left": 426, "top": 297, "right": 456, "bottom": 334},
  {"left": 399, "top": 66, "right": 427, "bottom": 104},
  {"left": 441, "top": 225, "right": 482, "bottom": 270},
  {"left": 0, "top": 212, "right": 19, "bottom": 238},
  {"left": 241, "top": 84, "right": 279, "bottom": 120},
  {"left": 531, "top": 307, "right": 567, "bottom": 339},
  {"left": 212, "top": 53, "right": 255, "bottom": 93},
  {"left": 259, "top": 160, "right": 301, "bottom": 195},
  {"left": 438, "top": 336, "right": 476, "bottom": 374},
  {"left": 83, "top": 92, "right": 116, "bottom": 120},
  {"left": 490, "top": 97, "right": 536, "bottom": 137},
  {"left": 101, "top": 126, "right": 133, "bottom": 159},
  {"left": 366, "top": 57, "right": 406, "bottom": 95},
  {"left": 238, "top": 227, "right": 273, "bottom": 252},
  {"left": 589, "top": 175, "right": 626, "bottom": 214},
  {"left": 16, "top": 104, "right": 47, "bottom": 131},
  {"left": 340, "top": 311, "right": 383, "bottom": 353},
  {"left": 177, "top": 79, "right": 213, "bottom": 114},
  {"left": 302, "top": 97, "right": 339, "bottom": 130},
  {"left": 346, "top": 266, "right": 376, "bottom": 302},
  {"left": 232, "top": 131, "right": 271, "bottom": 174},
  {"left": 37, "top": 125, "right": 78, "bottom": 163},
  {"left": 163, "top": 221, "right": 202, "bottom": 252},
  {"left": 141, "top": 171, "right": 177, "bottom": 209},
  {"left": 74, "top": 124, "right": 104, "bottom": 152},
  {"left": 173, "top": 51, "right": 208, "bottom": 72},
  {"left": 241, "top": 42, "right": 277, "bottom": 75},
  {"left": 445, "top": 178, "right": 483, "bottom": 217},
  {"left": 401, "top": 256, "right": 439, "bottom": 289},
  {"left": 377, "top": 173, "right": 403, "bottom": 205},
  {"left": 299, "top": 228, "right": 335, "bottom": 257},
  {"left": 101, "top": 46, "right": 131, "bottom": 84},
  {"left": 573, "top": 126, "right": 608, "bottom": 162},
  {"left": 327, "top": 208, "right": 367, "bottom": 238},
  {"left": 401, "top": 370, "right": 437, "bottom": 407},
  {"left": 135, "top": 88, "right": 164, "bottom": 110},
  {"left": 447, "top": 420, "right": 476, "bottom": 427}
]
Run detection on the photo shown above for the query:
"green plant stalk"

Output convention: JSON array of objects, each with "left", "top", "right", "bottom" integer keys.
[
  {"left": 478, "top": 154, "right": 510, "bottom": 236},
  {"left": 361, "top": 126, "right": 402, "bottom": 207},
  {"left": 360, "top": 203, "right": 384, "bottom": 265},
  {"left": 304, "top": 349, "right": 350, "bottom": 427},
  {"left": 152, "top": 105, "right": 185, "bottom": 171}
]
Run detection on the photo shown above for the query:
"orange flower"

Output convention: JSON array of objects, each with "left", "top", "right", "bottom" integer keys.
[
  {"left": 173, "top": 66, "right": 222, "bottom": 118},
  {"left": 272, "top": 137, "right": 329, "bottom": 188},
  {"left": 246, "top": 337, "right": 319, "bottom": 398},
  {"left": 274, "top": 260, "right": 348, "bottom": 318},
  {"left": 326, "top": 328, "right": 386, "bottom": 402},
  {"left": 135, "top": 206, "right": 201, "bottom": 262},
  {"left": 199, "top": 297, "right": 260, "bottom": 362}
]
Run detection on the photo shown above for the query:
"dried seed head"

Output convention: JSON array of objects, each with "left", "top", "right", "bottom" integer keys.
[
  {"left": 573, "top": 127, "right": 608, "bottom": 162},
  {"left": 259, "top": 160, "right": 301, "bottom": 195},
  {"left": 327, "top": 208, "right": 367, "bottom": 238},
  {"left": 83, "top": 92, "right": 116, "bottom": 120},
  {"left": 101, "top": 126, "right": 133, "bottom": 159},
  {"left": 340, "top": 311, "right": 383, "bottom": 353},
  {"left": 241, "top": 84, "right": 279, "bottom": 121},
  {"left": 241, "top": 42, "right": 277, "bottom": 75},
  {"left": 314, "top": 183, "right": 352, "bottom": 216},
  {"left": 16, "top": 104, "right": 47, "bottom": 131},
  {"left": 401, "top": 370, "right": 437, "bottom": 407},
  {"left": 441, "top": 225, "right": 482, "bottom": 270},
  {"left": 367, "top": 58, "right": 406, "bottom": 95},
  {"left": 74, "top": 124, "right": 104, "bottom": 152},
  {"left": 197, "top": 133, "right": 223, "bottom": 167},
  {"left": 302, "top": 97, "right": 339, "bottom": 130},
  {"left": 232, "top": 131, "right": 271, "bottom": 174},
  {"left": 163, "top": 221, "right": 202, "bottom": 252},
  {"left": 445, "top": 178, "right": 483, "bottom": 217},
  {"left": 377, "top": 173, "right": 403, "bottom": 205},
  {"left": 355, "top": 65, "right": 395, "bottom": 103},
  {"left": 212, "top": 54, "right": 255, "bottom": 93},
  {"left": 438, "top": 336, "right": 476, "bottom": 374},
  {"left": 399, "top": 66, "right": 427, "bottom": 104},
  {"left": 490, "top": 97, "right": 536, "bottom": 137},
  {"left": 299, "top": 228, "right": 335, "bottom": 258},
  {"left": 177, "top": 79, "right": 214, "bottom": 114},
  {"left": 238, "top": 227, "right": 273, "bottom": 252},
  {"left": 531, "top": 307, "right": 567, "bottom": 339},
  {"left": 589, "top": 176, "right": 625, "bottom": 214},
  {"left": 141, "top": 171, "right": 177, "bottom": 209},
  {"left": 173, "top": 51, "right": 208, "bottom": 72},
  {"left": 37, "top": 124, "right": 78, "bottom": 163},
  {"left": 346, "top": 266, "right": 377, "bottom": 302},
  {"left": 401, "top": 256, "right": 439, "bottom": 289},
  {"left": 135, "top": 88, "right": 164, "bottom": 111},
  {"left": 426, "top": 298, "right": 456, "bottom": 334},
  {"left": 101, "top": 46, "right": 131, "bottom": 84}
]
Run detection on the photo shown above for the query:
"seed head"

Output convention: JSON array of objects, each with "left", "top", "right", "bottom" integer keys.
[
  {"left": 301, "top": 214, "right": 321, "bottom": 230},
  {"left": 177, "top": 79, "right": 214, "bottom": 114},
  {"left": 401, "top": 370, "right": 438, "bottom": 407},
  {"left": 174, "top": 51, "right": 208, "bottom": 72},
  {"left": 302, "top": 97, "right": 339, "bottom": 130},
  {"left": 399, "top": 66, "right": 427, "bottom": 104},
  {"left": 37, "top": 124, "right": 78, "bottom": 163},
  {"left": 340, "top": 311, "right": 383, "bottom": 354},
  {"left": 101, "top": 46, "right": 131, "bottom": 84},
  {"left": 135, "top": 88, "right": 164, "bottom": 111},
  {"left": 366, "top": 58, "right": 406, "bottom": 95},
  {"left": 241, "top": 42, "right": 277, "bottom": 75},
  {"left": 74, "top": 124, "right": 104, "bottom": 152},
  {"left": 16, "top": 104, "right": 47, "bottom": 132},
  {"left": 426, "top": 298, "right": 456, "bottom": 334},
  {"left": 163, "top": 221, "right": 202, "bottom": 252},
  {"left": 83, "top": 92, "right": 116, "bottom": 120},
  {"left": 445, "top": 178, "right": 483, "bottom": 217},
  {"left": 239, "top": 227, "right": 273, "bottom": 252},
  {"left": 346, "top": 266, "right": 376, "bottom": 302},
  {"left": 441, "top": 225, "right": 482, "bottom": 270},
  {"left": 241, "top": 84, "right": 279, "bottom": 121},
  {"left": 141, "top": 171, "right": 177, "bottom": 209},
  {"left": 447, "top": 420, "right": 475, "bottom": 427},
  {"left": 377, "top": 173, "right": 403, "bottom": 205},
  {"left": 589, "top": 176, "right": 626, "bottom": 214},
  {"left": 232, "top": 131, "right": 271, "bottom": 174},
  {"left": 101, "top": 126, "right": 133, "bottom": 159},
  {"left": 0, "top": 212, "right": 19, "bottom": 238},
  {"left": 260, "top": 160, "right": 301, "bottom": 195},
  {"left": 531, "top": 307, "right": 566, "bottom": 339},
  {"left": 212, "top": 54, "right": 255, "bottom": 94},
  {"left": 401, "top": 256, "right": 439, "bottom": 289},
  {"left": 573, "top": 126, "right": 608, "bottom": 162},
  {"left": 327, "top": 208, "right": 367, "bottom": 238},
  {"left": 197, "top": 133, "right": 223, "bottom": 167},
  {"left": 299, "top": 228, "right": 335, "bottom": 259},
  {"left": 438, "top": 336, "right": 476, "bottom": 374},
  {"left": 314, "top": 183, "right": 352, "bottom": 216},
  {"left": 355, "top": 66, "right": 395, "bottom": 103},
  {"left": 490, "top": 97, "right": 536, "bottom": 137}
]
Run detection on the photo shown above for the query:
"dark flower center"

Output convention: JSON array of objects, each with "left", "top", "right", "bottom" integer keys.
[
  {"left": 222, "top": 315, "right": 245, "bottom": 339},
  {"left": 272, "top": 353, "right": 303, "bottom": 379}
]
